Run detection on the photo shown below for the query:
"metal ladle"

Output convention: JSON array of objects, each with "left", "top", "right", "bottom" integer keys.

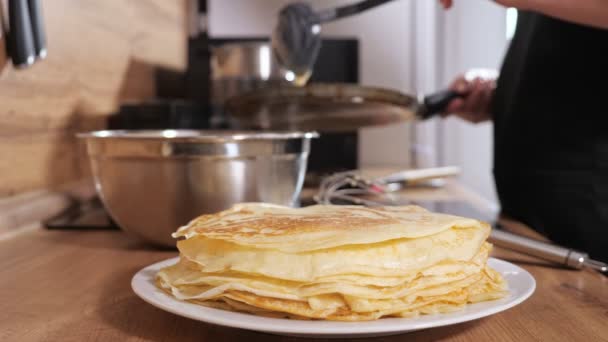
[{"left": 272, "top": 0, "right": 396, "bottom": 79}]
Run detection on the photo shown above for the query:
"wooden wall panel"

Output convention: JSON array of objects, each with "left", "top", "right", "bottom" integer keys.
[{"left": 0, "top": 0, "right": 187, "bottom": 196}]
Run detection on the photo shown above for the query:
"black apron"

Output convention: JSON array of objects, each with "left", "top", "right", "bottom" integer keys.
[{"left": 492, "top": 11, "right": 608, "bottom": 261}]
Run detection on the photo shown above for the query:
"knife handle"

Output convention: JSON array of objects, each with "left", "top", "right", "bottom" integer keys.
[
  {"left": 27, "top": 0, "right": 46, "bottom": 59},
  {"left": 8, "top": 0, "right": 36, "bottom": 67}
]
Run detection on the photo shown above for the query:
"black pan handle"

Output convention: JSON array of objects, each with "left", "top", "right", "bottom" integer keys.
[
  {"left": 27, "top": 0, "right": 46, "bottom": 59},
  {"left": 8, "top": 0, "right": 36, "bottom": 68},
  {"left": 419, "top": 89, "right": 464, "bottom": 120}
]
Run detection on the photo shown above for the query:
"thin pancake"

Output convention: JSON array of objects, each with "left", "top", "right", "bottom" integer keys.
[
  {"left": 157, "top": 243, "right": 492, "bottom": 301},
  {"left": 176, "top": 225, "right": 489, "bottom": 281},
  {"left": 173, "top": 204, "right": 487, "bottom": 252},
  {"left": 221, "top": 268, "right": 505, "bottom": 322}
]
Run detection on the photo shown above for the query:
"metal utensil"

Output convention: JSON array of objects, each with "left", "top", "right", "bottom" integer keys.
[
  {"left": 210, "top": 42, "right": 289, "bottom": 108},
  {"left": 315, "top": 167, "right": 460, "bottom": 206},
  {"left": 272, "top": 0, "right": 395, "bottom": 76},
  {"left": 78, "top": 130, "right": 318, "bottom": 247},
  {"left": 490, "top": 228, "right": 607, "bottom": 273},
  {"left": 225, "top": 83, "right": 462, "bottom": 132},
  {"left": 377, "top": 166, "right": 461, "bottom": 186}
]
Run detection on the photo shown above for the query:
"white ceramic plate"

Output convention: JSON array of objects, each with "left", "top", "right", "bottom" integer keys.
[{"left": 132, "top": 257, "right": 535, "bottom": 338}]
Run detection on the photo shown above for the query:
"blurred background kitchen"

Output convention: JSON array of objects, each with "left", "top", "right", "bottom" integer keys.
[
  {"left": 0, "top": 0, "right": 514, "bottom": 207},
  {"left": 206, "top": 0, "right": 511, "bottom": 206}
]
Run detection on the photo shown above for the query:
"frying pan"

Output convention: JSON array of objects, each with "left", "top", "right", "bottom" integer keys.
[{"left": 224, "top": 83, "right": 461, "bottom": 132}]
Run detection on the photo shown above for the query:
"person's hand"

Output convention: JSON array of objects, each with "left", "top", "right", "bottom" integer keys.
[
  {"left": 439, "top": 0, "right": 455, "bottom": 9},
  {"left": 444, "top": 75, "right": 495, "bottom": 124}
]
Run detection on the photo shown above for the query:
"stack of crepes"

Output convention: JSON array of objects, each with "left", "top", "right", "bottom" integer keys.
[{"left": 157, "top": 204, "right": 507, "bottom": 321}]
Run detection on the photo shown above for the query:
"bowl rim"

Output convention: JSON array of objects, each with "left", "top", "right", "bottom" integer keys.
[{"left": 77, "top": 130, "right": 319, "bottom": 142}]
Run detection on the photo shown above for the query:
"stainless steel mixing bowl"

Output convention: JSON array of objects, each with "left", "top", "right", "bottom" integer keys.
[{"left": 78, "top": 130, "right": 318, "bottom": 247}]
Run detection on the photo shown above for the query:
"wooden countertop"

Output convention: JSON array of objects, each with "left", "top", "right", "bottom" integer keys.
[{"left": 1, "top": 182, "right": 607, "bottom": 341}]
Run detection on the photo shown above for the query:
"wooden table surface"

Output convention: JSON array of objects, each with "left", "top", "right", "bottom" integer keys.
[{"left": 1, "top": 179, "right": 607, "bottom": 341}]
